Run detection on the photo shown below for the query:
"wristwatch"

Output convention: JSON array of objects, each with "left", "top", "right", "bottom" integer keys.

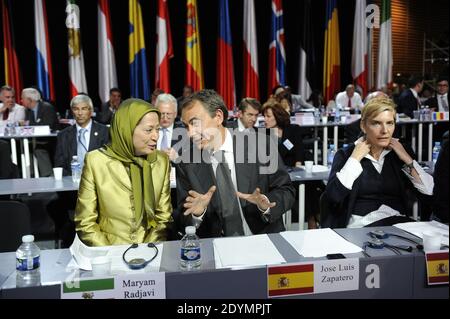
[{"left": 403, "top": 161, "right": 414, "bottom": 174}]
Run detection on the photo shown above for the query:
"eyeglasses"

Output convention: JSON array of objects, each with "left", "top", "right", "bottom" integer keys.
[
  {"left": 122, "top": 243, "right": 159, "bottom": 270},
  {"left": 160, "top": 112, "right": 175, "bottom": 119}
]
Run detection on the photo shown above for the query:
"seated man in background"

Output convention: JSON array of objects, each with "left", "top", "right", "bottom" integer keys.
[
  {"left": 48, "top": 94, "right": 109, "bottom": 247},
  {"left": 21, "top": 87, "right": 58, "bottom": 177},
  {"left": 0, "top": 85, "right": 25, "bottom": 125},
  {"left": 335, "top": 84, "right": 364, "bottom": 113},
  {"left": 228, "top": 97, "right": 261, "bottom": 132},
  {"left": 97, "top": 87, "right": 122, "bottom": 125}
]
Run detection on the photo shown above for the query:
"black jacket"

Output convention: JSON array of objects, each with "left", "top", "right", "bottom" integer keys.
[{"left": 25, "top": 101, "right": 58, "bottom": 130}]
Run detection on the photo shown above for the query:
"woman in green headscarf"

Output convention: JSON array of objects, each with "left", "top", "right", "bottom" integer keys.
[{"left": 75, "top": 99, "right": 173, "bottom": 246}]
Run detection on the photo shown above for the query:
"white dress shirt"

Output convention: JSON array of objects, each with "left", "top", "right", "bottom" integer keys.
[
  {"left": 437, "top": 93, "right": 448, "bottom": 112},
  {"left": 157, "top": 123, "right": 174, "bottom": 150},
  {"left": 335, "top": 92, "right": 364, "bottom": 111},
  {"left": 75, "top": 120, "right": 92, "bottom": 151},
  {"left": 0, "top": 103, "right": 26, "bottom": 125}
]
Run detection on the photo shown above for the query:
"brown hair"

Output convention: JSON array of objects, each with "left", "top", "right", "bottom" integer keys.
[{"left": 262, "top": 101, "right": 290, "bottom": 128}]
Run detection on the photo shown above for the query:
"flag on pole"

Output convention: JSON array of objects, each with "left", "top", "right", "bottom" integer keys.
[
  {"left": 66, "top": 0, "right": 88, "bottom": 97},
  {"left": 376, "top": 0, "right": 392, "bottom": 90},
  {"left": 352, "top": 0, "right": 368, "bottom": 97},
  {"left": 34, "top": 0, "right": 54, "bottom": 102},
  {"left": 323, "top": 0, "right": 340, "bottom": 103},
  {"left": 2, "top": 0, "right": 22, "bottom": 96},
  {"left": 268, "top": 0, "right": 286, "bottom": 94},
  {"left": 156, "top": 0, "right": 173, "bottom": 93},
  {"left": 98, "top": 0, "right": 117, "bottom": 104},
  {"left": 217, "top": 0, "right": 235, "bottom": 110},
  {"left": 185, "top": 0, "right": 204, "bottom": 91},
  {"left": 243, "top": 0, "right": 259, "bottom": 100},
  {"left": 298, "top": 0, "right": 316, "bottom": 101},
  {"left": 129, "top": 0, "right": 150, "bottom": 100}
]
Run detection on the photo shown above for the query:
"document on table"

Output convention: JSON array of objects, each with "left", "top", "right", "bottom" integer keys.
[
  {"left": 213, "top": 234, "right": 286, "bottom": 269},
  {"left": 394, "top": 221, "right": 449, "bottom": 246},
  {"left": 68, "top": 234, "right": 163, "bottom": 273},
  {"left": 280, "top": 228, "right": 363, "bottom": 258}
]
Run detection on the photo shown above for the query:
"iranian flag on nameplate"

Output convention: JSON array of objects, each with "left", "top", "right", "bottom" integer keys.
[
  {"left": 61, "top": 273, "right": 166, "bottom": 299},
  {"left": 425, "top": 251, "right": 449, "bottom": 286}
]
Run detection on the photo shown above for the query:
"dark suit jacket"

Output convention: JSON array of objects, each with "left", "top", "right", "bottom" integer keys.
[
  {"left": 54, "top": 121, "right": 110, "bottom": 176},
  {"left": 323, "top": 142, "right": 422, "bottom": 228},
  {"left": 278, "top": 124, "right": 306, "bottom": 167},
  {"left": 397, "top": 89, "right": 420, "bottom": 118},
  {"left": 174, "top": 130, "right": 295, "bottom": 238},
  {"left": 433, "top": 139, "right": 449, "bottom": 223},
  {"left": 97, "top": 101, "right": 115, "bottom": 124},
  {"left": 25, "top": 101, "right": 58, "bottom": 130},
  {"left": 0, "top": 140, "right": 18, "bottom": 179},
  {"left": 425, "top": 95, "right": 449, "bottom": 111}
]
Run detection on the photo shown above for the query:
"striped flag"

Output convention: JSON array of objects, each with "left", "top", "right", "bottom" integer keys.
[
  {"left": 217, "top": 0, "right": 235, "bottom": 110},
  {"left": 352, "top": 0, "right": 368, "bottom": 97},
  {"left": 268, "top": 0, "right": 286, "bottom": 94},
  {"left": 298, "top": 0, "right": 316, "bottom": 101},
  {"left": 2, "top": 0, "right": 22, "bottom": 95},
  {"left": 376, "top": 0, "right": 393, "bottom": 90},
  {"left": 98, "top": 0, "right": 117, "bottom": 104},
  {"left": 243, "top": 0, "right": 259, "bottom": 100},
  {"left": 185, "top": 0, "right": 204, "bottom": 91},
  {"left": 268, "top": 264, "right": 314, "bottom": 297},
  {"left": 34, "top": 0, "right": 54, "bottom": 102},
  {"left": 155, "top": 0, "right": 173, "bottom": 93},
  {"left": 426, "top": 251, "right": 449, "bottom": 285},
  {"left": 66, "top": 0, "right": 88, "bottom": 97},
  {"left": 323, "top": 0, "right": 340, "bottom": 103},
  {"left": 129, "top": 0, "right": 150, "bottom": 100}
]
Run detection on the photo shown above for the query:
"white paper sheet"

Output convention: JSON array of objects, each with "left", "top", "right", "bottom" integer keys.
[
  {"left": 213, "top": 234, "right": 286, "bottom": 269},
  {"left": 68, "top": 234, "right": 163, "bottom": 274},
  {"left": 312, "top": 165, "right": 329, "bottom": 173},
  {"left": 280, "top": 228, "right": 363, "bottom": 258},
  {"left": 394, "top": 221, "right": 449, "bottom": 246}
]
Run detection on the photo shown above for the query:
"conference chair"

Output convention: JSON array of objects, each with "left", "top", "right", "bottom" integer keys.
[{"left": 0, "top": 201, "right": 32, "bottom": 253}]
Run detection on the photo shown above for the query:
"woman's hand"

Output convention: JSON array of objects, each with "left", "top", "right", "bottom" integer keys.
[
  {"left": 388, "top": 139, "right": 413, "bottom": 164},
  {"left": 351, "top": 139, "right": 371, "bottom": 162}
]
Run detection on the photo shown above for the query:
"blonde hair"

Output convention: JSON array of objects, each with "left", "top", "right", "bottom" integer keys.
[{"left": 361, "top": 97, "right": 396, "bottom": 123}]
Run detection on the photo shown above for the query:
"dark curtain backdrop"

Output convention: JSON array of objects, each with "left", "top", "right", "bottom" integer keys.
[{"left": 0, "top": 0, "right": 356, "bottom": 114}]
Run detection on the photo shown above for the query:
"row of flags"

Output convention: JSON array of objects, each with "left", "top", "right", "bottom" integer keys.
[{"left": 2, "top": 0, "right": 394, "bottom": 109}]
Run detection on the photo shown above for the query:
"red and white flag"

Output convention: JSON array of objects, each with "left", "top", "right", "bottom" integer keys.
[
  {"left": 155, "top": 0, "right": 173, "bottom": 93},
  {"left": 243, "top": 0, "right": 259, "bottom": 100},
  {"left": 98, "top": 0, "right": 117, "bottom": 103},
  {"left": 351, "top": 0, "right": 368, "bottom": 96}
]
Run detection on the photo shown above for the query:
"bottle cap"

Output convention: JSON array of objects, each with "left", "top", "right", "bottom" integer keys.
[
  {"left": 22, "top": 235, "right": 34, "bottom": 243},
  {"left": 185, "top": 226, "right": 196, "bottom": 235},
  {"left": 72, "top": 155, "right": 78, "bottom": 160}
]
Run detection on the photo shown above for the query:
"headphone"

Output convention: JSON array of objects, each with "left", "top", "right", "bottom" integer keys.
[
  {"left": 363, "top": 238, "right": 413, "bottom": 257},
  {"left": 369, "top": 230, "right": 423, "bottom": 250},
  {"left": 122, "top": 243, "right": 159, "bottom": 270}
]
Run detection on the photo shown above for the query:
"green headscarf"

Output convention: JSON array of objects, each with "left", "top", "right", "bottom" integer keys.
[{"left": 103, "top": 98, "right": 160, "bottom": 229}]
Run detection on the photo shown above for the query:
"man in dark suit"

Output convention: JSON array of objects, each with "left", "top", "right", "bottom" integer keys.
[
  {"left": 155, "top": 93, "right": 186, "bottom": 161},
  {"left": 397, "top": 75, "right": 424, "bottom": 118},
  {"left": 97, "top": 87, "right": 122, "bottom": 125},
  {"left": 227, "top": 97, "right": 261, "bottom": 132},
  {"left": 425, "top": 77, "right": 449, "bottom": 112},
  {"left": 174, "top": 89, "right": 295, "bottom": 239},
  {"left": 50, "top": 94, "right": 109, "bottom": 247},
  {"left": 21, "top": 87, "right": 58, "bottom": 176}
]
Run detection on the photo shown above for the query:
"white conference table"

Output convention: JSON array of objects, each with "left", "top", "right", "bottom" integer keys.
[{"left": 1, "top": 131, "right": 57, "bottom": 179}]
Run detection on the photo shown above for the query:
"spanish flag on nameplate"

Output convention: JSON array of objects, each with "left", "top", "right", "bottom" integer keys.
[
  {"left": 268, "top": 263, "right": 314, "bottom": 297},
  {"left": 425, "top": 251, "right": 449, "bottom": 285}
]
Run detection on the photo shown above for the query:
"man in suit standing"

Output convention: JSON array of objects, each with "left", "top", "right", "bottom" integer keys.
[
  {"left": 21, "top": 87, "right": 58, "bottom": 176},
  {"left": 227, "top": 98, "right": 261, "bottom": 132},
  {"left": 49, "top": 94, "right": 109, "bottom": 247},
  {"left": 397, "top": 75, "right": 424, "bottom": 118},
  {"left": 175, "top": 89, "right": 295, "bottom": 238}
]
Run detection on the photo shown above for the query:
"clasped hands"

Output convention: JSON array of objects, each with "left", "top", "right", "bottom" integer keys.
[{"left": 183, "top": 186, "right": 276, "bottom": 217}]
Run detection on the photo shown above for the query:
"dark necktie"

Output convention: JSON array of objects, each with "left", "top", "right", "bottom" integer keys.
[
  {"left": 212, "top": 150, "right": 244, "bottom": 236},
  {"left": 2, "top": 107, "right": 9, "bottom": 120},
  {"left": 347, "top": 97, "right": 351, "bottom": 109}
]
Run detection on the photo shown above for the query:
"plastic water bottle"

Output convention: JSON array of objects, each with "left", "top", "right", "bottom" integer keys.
[
  {"left": 335, "top": 108, "right": 340, "bottom": 123},
  {"left": 71, "top": 155, "right": 81, "bottom": 183},
  {"left": 327, "top": 144, "right": 336, "bottom": 168},
  {"left": 16, "top": 235, "right": 41, "bottom": 287},
  {"left": 432, "top": 142, "right": 441, "bottom": 164},
  {"left": 180, "top": 226, "right": 201, "bottom": 270}
]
